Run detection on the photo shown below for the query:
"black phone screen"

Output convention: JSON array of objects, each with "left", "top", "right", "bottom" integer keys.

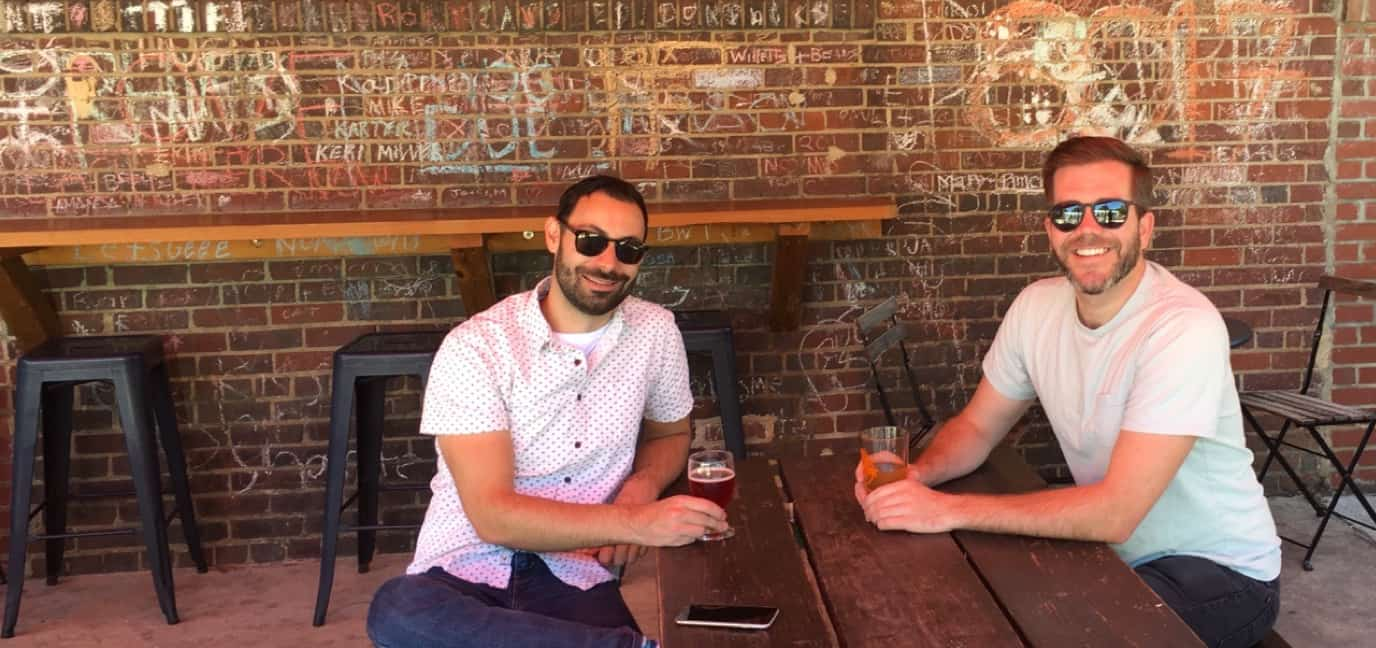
[{"left": 684, "top": 604, "right": 778, "bottom": 625}]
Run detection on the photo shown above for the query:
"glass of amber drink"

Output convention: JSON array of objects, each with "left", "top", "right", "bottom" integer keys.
[
  {"left": 687, "top": 449, "right": 736, "bottom": 541},
  {"left": 860, "top": 426, "right": 909, "bottom": 492}
]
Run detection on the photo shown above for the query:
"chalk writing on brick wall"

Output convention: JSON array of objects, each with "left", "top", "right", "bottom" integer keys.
[
  {"left": 952, "top": 0, "right": 1304, "bottom": 147},
  {"left": 1, "top": 0, "right": 1313, "bottom": 220},
  {"left": 0, "top": 0, "right": 869, "bottom": 33}
]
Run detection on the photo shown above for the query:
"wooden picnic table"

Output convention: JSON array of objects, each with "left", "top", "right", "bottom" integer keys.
[{"left": 657, "top": 446, "right": 1204, "bottom": 647}]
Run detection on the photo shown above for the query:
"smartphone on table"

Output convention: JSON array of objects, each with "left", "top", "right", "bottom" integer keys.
[{"left": 674, "top": 603, "right": 779, "bottom": 630}]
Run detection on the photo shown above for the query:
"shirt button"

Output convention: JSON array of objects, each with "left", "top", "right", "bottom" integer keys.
[
  {"left": 574, "top": 441, "right": 582, "bottom": 449},
  {"left": 573, "top": 358, "right": 581, "bottom": 366},
  {"left": 563, "top": 477, "right": 572, "bottom": 484},
  {"left": 576, "top": 394, "right": 582, "bottom": 401}
]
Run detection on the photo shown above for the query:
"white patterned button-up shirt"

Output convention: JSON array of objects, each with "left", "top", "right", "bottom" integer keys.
[{"left": 407, "top": 278, "right": 694, "bottom": 590}]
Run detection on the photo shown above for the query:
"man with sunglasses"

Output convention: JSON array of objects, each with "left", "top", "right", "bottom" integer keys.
[
  {"left": 368, "top": 175, "right": 725, "bottom": 648},
  {"left": 856, "top": 137, "right": 1280, "bottom": 648}
]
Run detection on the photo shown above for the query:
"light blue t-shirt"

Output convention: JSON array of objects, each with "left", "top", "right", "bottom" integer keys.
[{"left": 982, "top": 262, "right": 1281, "bottom": 581}]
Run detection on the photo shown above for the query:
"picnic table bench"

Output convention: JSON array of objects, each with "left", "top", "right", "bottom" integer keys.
[
  {"left": 0, "top": 197, "right": 894, "bottom": 350},
  {"left": 657, "top": 445, "right": 1205, "bottom": 647}
]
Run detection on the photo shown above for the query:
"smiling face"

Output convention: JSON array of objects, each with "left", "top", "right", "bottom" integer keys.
[
  {"left": 544, "top": 190, "right": 646, "bottom": 322},
  {"left": 1046, "top": 159, "right": 1153, "bottom": 298}
]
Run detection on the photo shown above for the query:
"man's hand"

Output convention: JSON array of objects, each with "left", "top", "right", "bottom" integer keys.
[
  {"left": 854, "top": 475, "right": 956, "bottom": 534},
  {"left": 626, "top": 495, "right": 728, "bottom": 547}
]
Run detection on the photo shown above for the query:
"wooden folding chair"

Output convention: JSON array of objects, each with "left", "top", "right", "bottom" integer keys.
[
  {"left": 855, "top": 296, "right": 936, "bottom": 451},
  {"left": 1239, "top": 275, "right": 1376, "bottom": 570}
]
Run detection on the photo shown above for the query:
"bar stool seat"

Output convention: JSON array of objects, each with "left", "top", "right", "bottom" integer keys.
[
  {"left": 313, "top": 331, "right": 446, "bottom": 626},
  {"left": 1224, "top": 316, "right": 1253, "bottom": 349},
  {"left": 5, "top": 335, "right": 206, "bottom": 638},
  {"left": 674, "top": 310, "right": 746, "bottom": 459}
]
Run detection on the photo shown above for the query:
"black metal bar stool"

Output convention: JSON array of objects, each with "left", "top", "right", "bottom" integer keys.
[
  {"left": 313, "top": 330, "right": 446, "bottom": 626},
  {"left": 5, "top": 335, "right": 206, "bottom": 638},
  {"left": 675, "top": 310, "right": 747, "bottom": 460}
]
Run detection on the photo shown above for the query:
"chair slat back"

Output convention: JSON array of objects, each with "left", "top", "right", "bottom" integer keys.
[
  {"left": 856, "top": 295, "right": 899, "bottom": 338},
  {"left": 855, "top": 296, "right": 936, "bottom": 448},
  {"left": 1318, "top": 275, "right": 1376, "bottom": 299},
  {"left": 1299, "top": 275, "right": 1375, "bottom": 395},
  {"left": 864, "top": 321, "right": 907, "bottom": 364}
]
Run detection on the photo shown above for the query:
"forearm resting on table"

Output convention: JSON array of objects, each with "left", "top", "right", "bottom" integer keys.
[
  {"left": 940, "top": 482, "right": 1140, "bottom": 544},
  {"left": 929, "top": 429, "right": 1192, "bottom": 544},
  {"left": 444, "top": 420, "right": 696, "bottom": 553},
  {"left": 466, "top": 492, "right": 649, "bottom": 552}
]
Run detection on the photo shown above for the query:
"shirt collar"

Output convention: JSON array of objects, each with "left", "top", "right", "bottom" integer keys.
[{"left": 520, "top": 277, "right": 631, "bottom": 353}]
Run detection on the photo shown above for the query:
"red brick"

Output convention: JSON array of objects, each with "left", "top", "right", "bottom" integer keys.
[
  {"left": 1337, "top": 182, "right": 1376, "bottom": 199},
  {"left": 190, "top": 263, "right": 267, "bottom": 283},
  {"left": 1183, "top": 248, "right": 1242, "bottom": 266},
  {"left": 1338, "top": 141, "right": 1376, "bottom": 160}
]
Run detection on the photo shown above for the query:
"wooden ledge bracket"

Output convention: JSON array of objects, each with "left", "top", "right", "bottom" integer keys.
[
  {"left": 0, "top": 255, "right": 61, "bottom": 352},
  {"left": 449, "top": 235, "right": 497, "bottom": 317},
  {"left": 769, "top": 223, "right": 812, "bottom": 332}
]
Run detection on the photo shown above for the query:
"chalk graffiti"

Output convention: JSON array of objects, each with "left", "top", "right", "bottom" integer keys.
[{"left": 956, "top": 0, "right": 1304, "bottom": 147}]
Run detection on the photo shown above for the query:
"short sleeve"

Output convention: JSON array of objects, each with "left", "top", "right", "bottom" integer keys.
[
  {"left": 982, "top": 289, "right": 1038, "bottom": 401},
  {"left": 643, "top": 321, "right": 694, "bottom": 423},
  {"left": 1120, "top": 308, "right": 1230, "bottom": 439},
  {"left": 419, "top": 329, "right": 511, "bottom": 436}
]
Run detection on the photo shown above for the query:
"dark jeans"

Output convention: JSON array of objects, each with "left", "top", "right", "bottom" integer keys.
[
  {"left": 367, "top": 552, "right": 647, "bottom": 648},
  {"left": 1135, "top": 555, "right": 1280, "bottom": 648}
]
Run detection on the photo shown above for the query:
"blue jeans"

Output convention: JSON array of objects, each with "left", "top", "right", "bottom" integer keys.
[
  {"left": 1135, "top": 555, "right": 1280, "bottom": 648},
  {"left": 367, "top": 552, "right": 650, "bottom": 648}
]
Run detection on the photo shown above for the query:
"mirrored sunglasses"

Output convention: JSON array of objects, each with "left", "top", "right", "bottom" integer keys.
[{"left": 1048, "top": 199, "right": 1141, "bottom": 233}]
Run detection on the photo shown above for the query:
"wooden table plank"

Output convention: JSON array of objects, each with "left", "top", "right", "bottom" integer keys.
[
  {"left": 657, "top": 458, "right": 835, "bottom": 648},
  {"left": 781, "top": 455, "right": 1024, "bottom": 648},
  {"left": 946, "top": 446, "right": 1205, "bottom": 648}
]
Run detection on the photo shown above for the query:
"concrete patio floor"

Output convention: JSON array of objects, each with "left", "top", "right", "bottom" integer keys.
[{"left": 0, "top": 495, "right": 1369, "bottom": 647}]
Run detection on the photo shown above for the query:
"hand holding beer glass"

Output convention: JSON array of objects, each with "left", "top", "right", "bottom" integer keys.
[
  {"left": 687, "top": 449, "right": 736, "bottom": 541},
  {"left": 860, "top": 426, "right": 910, "bottom": 492}
]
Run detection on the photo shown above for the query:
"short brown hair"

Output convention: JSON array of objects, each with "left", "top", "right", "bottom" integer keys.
[
  {"left": 1042, "top": 136, "right": 1154, "bottom": 214},
  {"left": 556, "top": 175, "right": 648, "bottom": 227}
]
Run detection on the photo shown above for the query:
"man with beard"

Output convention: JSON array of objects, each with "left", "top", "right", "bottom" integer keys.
[
  {"left": 855, "top": 137, "right": 1280, "bottom": 648},
  {"left": 367, "top": 175, "right": 725, "bottom": 648}
]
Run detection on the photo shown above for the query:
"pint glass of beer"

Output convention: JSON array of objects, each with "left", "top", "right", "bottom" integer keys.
[
  {"left": 687, "top": 449, "right": 736, "bottom": 541},
  {"left": 860, "top": 426, "right": 909, "bottom": 492}
]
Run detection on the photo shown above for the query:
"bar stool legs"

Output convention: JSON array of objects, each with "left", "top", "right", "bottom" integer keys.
[
  {"left": 4, "top": 369, "right": 43, "bottom": 638},
  {"left": 704, "top": 328, "right": 747, "bottom": 460},
  {"left": 3, "top": 337, "right": 206, "bottom": 638},
  {"left": 313, "top": 331, "right": 443, "bottom": 627},
  {"left": 40, "top": 384, "right": 74, "bottom": 587},
  {"left": 676, "top": 310, "right": 747, "bottom": 460},
  {"left": 112, "top": 363, "right": 179, "bottom": 624},
  {"left": 312, "top": 358, "right": 355, "bottom": 627},
  {"left": 150, "top": 364, "right": 209, "bottom": 574},
  {"left": 355, "top": 377, "right": 386, "bottom": 574}
]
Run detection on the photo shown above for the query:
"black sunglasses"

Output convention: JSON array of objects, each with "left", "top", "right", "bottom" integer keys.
[
  {"left": 1048, "top": 199, "right": 1142, "bottom": 232},
  {"left": 558, "top": 220, "right": 649, "bottom": 265}
]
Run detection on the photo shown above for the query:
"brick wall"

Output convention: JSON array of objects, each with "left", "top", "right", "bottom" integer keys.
[
  {"left": 1334, "top": 3, "right": 1376, "bottom": 481},
  {"left": 0, "top": 0, "right": 1371, "bottom": 575}
]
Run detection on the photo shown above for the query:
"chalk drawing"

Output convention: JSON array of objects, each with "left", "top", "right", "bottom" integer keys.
[{"left": 951, "top": 0, "right": 1303, "bottom": 147}]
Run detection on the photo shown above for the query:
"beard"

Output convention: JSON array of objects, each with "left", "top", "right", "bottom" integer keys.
[
  {"left": 553, "top": 246, "right": 636, "bottom": 316},
  {"left": 1052, "top": 226, "right": 1141, "bottom": 295}
]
